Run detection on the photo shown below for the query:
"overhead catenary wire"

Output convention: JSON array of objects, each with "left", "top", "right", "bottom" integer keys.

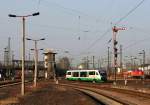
[
  {"left": 123, "top": 37, "right": 150, "bottom": 52},
  {"left": 115, "top": 0, "right": 146, "bottom": 25},
  {"left": 111, "top": 25, "right": 150, "bottom": 51},
  {"left": 32, "top": 0, "right": 112, "bottom": 49},
  {"left": 37, "top": 0, "right": 42, "bottom": 10},
  {"left": 79, "top": 0, "right": 146, "bottom": 56},
  {"left": 30, "top": 0, "right": 42, "bottom": 12},
  {"left": 40, "top": 0, "right": 106, "bottom": 23},
  {"left": 113, "top": 25, "right": 150, "bottom": 51},
  {"left": 30, "top": 0, "right": 106, "bottom": 39},
  {"left": 32, "top": 0, "right": 146, "bottom": 57},
  {"left": 79, "top": 28, "right": 111, "bottom": 55}
]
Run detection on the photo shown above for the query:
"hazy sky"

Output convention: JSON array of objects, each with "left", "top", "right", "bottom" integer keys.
[{"left": 0, "top": 0, "right": 150, "bottom": 65}]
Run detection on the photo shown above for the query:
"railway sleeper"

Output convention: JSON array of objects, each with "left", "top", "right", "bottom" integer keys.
[{"left": 76, "top": 88, "right": 136, "bottom": 105}]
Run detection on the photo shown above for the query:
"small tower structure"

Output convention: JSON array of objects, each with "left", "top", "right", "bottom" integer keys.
[{"left": 43, "top": 49, "right": 57, "bottom": 80}]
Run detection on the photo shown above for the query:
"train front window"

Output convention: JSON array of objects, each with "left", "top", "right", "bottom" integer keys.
[
  {"left": 96, "top": 72, "right": 99, "bottom": 75},
  {"left": 100, "top": 73, "right": 106, "bottom": 76},
  {"left": 99, "top": 71, "right": 107, "bottom": 76}
]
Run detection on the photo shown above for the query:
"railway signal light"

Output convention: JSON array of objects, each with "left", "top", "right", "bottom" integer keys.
[
  {"left": 114, "top": 40, "right": 118, "bottom": 58},
  {"left": 114, "top": 48, "right": 118, "bottom": 58},
  {"left": 114, "top": 40, "right": 118, "bottom": 45}
]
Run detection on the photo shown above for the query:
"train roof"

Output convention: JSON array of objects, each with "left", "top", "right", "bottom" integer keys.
[{"left": 67, "top": 69, "right": 106, "bottom": 72}]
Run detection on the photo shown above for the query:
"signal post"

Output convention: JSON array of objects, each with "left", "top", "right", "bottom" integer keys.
[{"left": 112, "top": 26, "right": 125, "bottom": 85}]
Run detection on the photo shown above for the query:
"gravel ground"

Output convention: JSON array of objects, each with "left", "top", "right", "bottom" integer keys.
[
  {"left": 0, "top": 80, "right": 99, "bottom": 105},
  {"left": 0, "top": 79, "right": 149, "bottom": 105},
  {"left": 14, "top": 85, "right": 99, "bottom": 105}
]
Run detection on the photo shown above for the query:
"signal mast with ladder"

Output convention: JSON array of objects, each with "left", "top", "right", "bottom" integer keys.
[{"left": 112, "top": 26, "right": 126, "bottom": 85}]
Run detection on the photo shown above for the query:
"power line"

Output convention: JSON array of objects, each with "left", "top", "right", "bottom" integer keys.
[
  {"left": 44, "top": 0, "right": 86, "bottom": 16},
  {"left": 123, "top": 37, "right": 150, "bottom": 51},
  {"left": 80, "top": 28, "right": 111, "bottom": 55},
  {"left": 122, "top": 26, "right": 150, "bottom": 50},
  {"left": 41, "top": 0, "right": 105, "bottom": 23},
  {"left": 79, "top": 0, "right": 146, "bottom": 55},
  {"left": 33, "top": 0, "right": 146, "bottom": 57},
  {"left": 32, "top": 23, "right": 78, "bottom": 31},
  {"left": 115, "top": 0, "right": 146, "bottom": 25},
  {"left": 37, "top": 0, "right": 42, "bottom": 10}
]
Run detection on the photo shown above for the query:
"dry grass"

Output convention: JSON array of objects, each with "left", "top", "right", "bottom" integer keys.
[{"left": 0, "top": 97, "right": 18, "bottom": 105}]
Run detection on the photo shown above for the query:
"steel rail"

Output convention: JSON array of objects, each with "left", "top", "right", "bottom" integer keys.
[
  {"left": 76, "top": 88, "right": 123, "bottom": 105},
  {"left": 106, "top": 86, "right": 150, "bottom": 99},
  {"left": 0, "top": 80, "right": 32, "bottom": 88},
  {"left": 55, "top": 83, "right": 136, "bottom": 105},
  {"left": 62, "top": 80, "right": 150, "bottom": 99}
]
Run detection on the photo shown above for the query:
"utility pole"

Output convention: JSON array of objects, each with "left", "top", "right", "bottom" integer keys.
[
  {"left": 9, "top": 12, "right": 40, "bottom": 96},
  {"left": 26, "top": 38, "right": 45, "bottom": 87},
  {"left": 107, "top": 47, "right": 110, "bottom": 77},
  {"left": 34, "top": 40, "right": 38, "bottom": 87},
  {"left": 143, "top": 50, "right": 145, "bottom": 70},
  {"left": 139, "top": 50, "right": 145, "bottom": 71},
  {"left": 28, "top": 50, "right": 31, "bottom": 61},
  {"left": 86, "top": 56, "right": 89, "bottom": 69},
  {"left": 98, "top": 57, "right": 101, "bottom": 69},
  {"left": 120, "top": 45, "right": 123, "bottom": 74},
  {"left": 112, "top": 26, "right": 125, "bottom": 85},
  {"left": 22, "top": 17, "right": 25, "bottom": 95},
  {"left": 130, "top": 56, "right": 134, "bottom": 70},
  {"left": 4, "top": 47, "right": 8, "bottom": 66},
  {"left": 8, "top": 37, "right": 11, "bottom": 66},
  {"left": 92, "top": 56, "right": 95, "bottom": 69}
]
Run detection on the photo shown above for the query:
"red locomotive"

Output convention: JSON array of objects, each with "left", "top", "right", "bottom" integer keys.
[{"left": 124, "top": 69, "right": 144, "bottom": 78}]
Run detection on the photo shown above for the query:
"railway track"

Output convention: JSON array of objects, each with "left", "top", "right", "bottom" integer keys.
[
  {"left": 54, "top": 80, "right": 150, "bottom": 105},
  {"left": 60, "top": 80, "right": 150, "bottom": 99},
  {"left": 0, "top": 79, "right": 149, "bottom": 105},
  {"left": 106, "top": 86, "right": 150, "bottom": 99},
  {"left": 57, "top": 83, "right": 136, "bottom": 105},
  {"left": 0, "top": 80, "right": 21, "bottom": 88},
  {"left": 80, "top": 82, "right": 150, "bottom": 99},
  {"left": 0, "top": 79, "right": 32, "bottom": 88}
]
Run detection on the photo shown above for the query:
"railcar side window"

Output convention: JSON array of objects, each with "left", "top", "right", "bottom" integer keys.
[
  {"left": 72, "top": 72, "right": 79, "bottom": 77},
  {"left": 80, "top": 72, "right": 87, "bottom": 77},
  {"left": 89, "top": 71, "right": 95, "bottom": 75},
  {"left": 67, "top": 72, "right": 71, "bottom": 75}
]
